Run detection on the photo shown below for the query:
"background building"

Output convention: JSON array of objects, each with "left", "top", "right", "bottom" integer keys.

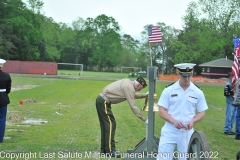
[{"left": 199, "top": 58, "right": 233, "bottom": 79}]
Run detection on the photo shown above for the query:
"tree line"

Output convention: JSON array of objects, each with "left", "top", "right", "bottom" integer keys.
[{"left": 0, "top": 0, "right": 240, "bottom": 74}]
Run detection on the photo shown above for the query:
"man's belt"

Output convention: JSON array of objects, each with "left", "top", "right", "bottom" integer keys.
[
  {"left": 99, "top": 93, "right": 111, "bottom": 104},
  {"left": 0, "top": 89, "right": 6, "bottom": 92}
]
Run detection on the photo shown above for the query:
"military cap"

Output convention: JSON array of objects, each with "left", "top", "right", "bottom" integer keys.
[
  {"left": 0, "top": 59, "right": 6, "bottom": 67},
  {"left": 174, "top": 63, "right": 196, "bottom": 77},
  {"left": 136, "top": 76, "right": 147, "bottom": 88}
]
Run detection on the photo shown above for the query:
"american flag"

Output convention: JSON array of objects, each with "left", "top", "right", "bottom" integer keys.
[
  {"left": 232, "top": 54, "right": 239, "bottom": 90},
  {"left": 232, "top": 38, "right": 240, "bottom": 90},
  {"left": 234, "top": 38, "right": 240, "bottom": 50},
  {"left": 148, "top": 26, "right": 162, "bottom": 43},
  {"left": 234, "top": 38, "right": 240, "bottom": 57}
]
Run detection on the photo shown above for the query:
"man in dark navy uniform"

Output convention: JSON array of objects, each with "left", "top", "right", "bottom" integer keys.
[{"left": 0, "top": 59, "right": 11, "bottom": 142}]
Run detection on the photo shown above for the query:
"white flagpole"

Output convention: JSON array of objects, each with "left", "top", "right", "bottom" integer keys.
[{"left": 149, "top": 42, "right": 152, "bottom": 66}]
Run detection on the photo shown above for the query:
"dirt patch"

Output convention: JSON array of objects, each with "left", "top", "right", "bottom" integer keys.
[
  {"left": 11, "top": 85, "right": 38, "bottom": 92},
  {"left": 23, "top": 118, "right": 48, "bottom": 124},
  {"left": 56, "top": 103, "right": 68, "bottom": 107},
  {"left": 7, "top": 113, "right": 23, "bottom": 122},
  {"left": 22, "top": 98, "right": 37, "bottom": 103}
]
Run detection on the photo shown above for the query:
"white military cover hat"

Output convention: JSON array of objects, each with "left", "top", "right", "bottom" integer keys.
[
  {"left": 174, "top": 63, "right": 196, "bottom": 77},
  {"left": 0, "top": 59, "right": 6, "bottom": 66}
]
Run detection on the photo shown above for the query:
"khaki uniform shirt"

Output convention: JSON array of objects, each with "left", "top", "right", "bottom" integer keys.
[{"left": 100, "top": 78, "right": 147, "bottom": 122}]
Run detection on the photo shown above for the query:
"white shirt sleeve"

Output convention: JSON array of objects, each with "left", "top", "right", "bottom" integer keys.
[
  {"left": 157, "top": 88, "right": 170, "bottom": 109},
  {"left": 196, "top": 90, "right": 208, "bottom": 112}
]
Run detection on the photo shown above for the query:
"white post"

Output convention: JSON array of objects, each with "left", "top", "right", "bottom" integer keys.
[{"left": 149, "top": 43, "right": 152, "bottom": 66}]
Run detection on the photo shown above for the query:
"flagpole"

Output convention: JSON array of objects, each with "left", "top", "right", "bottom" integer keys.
[
  {"left": 234, "top": 34, "right": 236, "bottom": 52},
  {"left": 149, "top": 42, "right": 152, "bottom": 66}
]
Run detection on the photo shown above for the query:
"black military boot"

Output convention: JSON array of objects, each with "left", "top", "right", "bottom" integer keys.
[{"left": 235, "top": 134, "right": 240, "bottom": 140}]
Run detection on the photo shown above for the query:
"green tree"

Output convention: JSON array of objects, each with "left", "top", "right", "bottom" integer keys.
[
  {"left": 58, "top": 23, "right": 77, "bottom": 63},
  {"left": 178, "top": 0, "right": 240, "bottom": 67},
  {"left": 120, "top": 34, "right": 141, "bottom": 68},
  {"left": 198, "top": 0, "right": 240, "bottom": 58},
  {"left": 0, "top": 0, "right": 42, "bottom": 60},
  {"left": 83, "top": 14, "right": 122, "bottom": 71},
  {"left": 40, "top": 17, "right": 61, "bottom": 61},
  {"left": 26, "top": 0, "right": 44, "bottom": 14},
  {"left": 7, "top": 16, "right": 41, "bottom": 60}
]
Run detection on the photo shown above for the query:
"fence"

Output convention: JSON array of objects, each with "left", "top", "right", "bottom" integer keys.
[
  {"left": 3, "top": 60, "right": 57, "bottom": 75},
  {"left": 158, "top": 74, "right": 226, "bottom": 84}
]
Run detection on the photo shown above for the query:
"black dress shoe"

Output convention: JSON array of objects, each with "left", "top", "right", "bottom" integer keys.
[
  {"left": 235, "top": 134, "right": 240, "bottom": 140},
  {"left": 224, "top": 131, "right": 235, "bottom": 135}
]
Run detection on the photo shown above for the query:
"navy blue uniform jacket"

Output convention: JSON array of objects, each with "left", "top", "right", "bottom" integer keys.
[{"left": 0, "top": 70, "right": 11, "bottom": 106}]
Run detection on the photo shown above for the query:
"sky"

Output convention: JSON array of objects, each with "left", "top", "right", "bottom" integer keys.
[{"left": 25, "top": 0, "right": 196, "bottom": 40}]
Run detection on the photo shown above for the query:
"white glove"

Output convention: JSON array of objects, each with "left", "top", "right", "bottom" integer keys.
[
  {"left": 146, "top": 91, "right": 149, "bottom": 94},
  {"left": 145, "top": 119, "right": 148, "bottom": 125}
]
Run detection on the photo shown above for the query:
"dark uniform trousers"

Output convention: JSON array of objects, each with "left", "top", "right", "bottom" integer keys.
[
  {"left": 0, "top": 106, "right": 7, "bottom": 142},
  {"left": 96, "top": 95, "right": 116, "bottom": 153}
]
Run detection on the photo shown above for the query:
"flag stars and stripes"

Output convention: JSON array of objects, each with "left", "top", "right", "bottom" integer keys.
[
  {"left": 232, "top": 54, "right": 239, "bottom": 90},
  {"left": 234, "top": 38, "right": 240, "bottom": 50},
  {"left": 148, "top": 26, "right": 162, "bottom": 43},
  {"left": 232, "top": 37, "right": 240, "bottom": 92}
]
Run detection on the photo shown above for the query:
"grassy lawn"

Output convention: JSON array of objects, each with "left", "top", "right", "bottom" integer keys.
[{"left": 0, "top": 71, "right": 239, "bottom": 160}]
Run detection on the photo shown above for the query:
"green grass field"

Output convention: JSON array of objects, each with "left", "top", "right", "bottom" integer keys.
[{"left": 0, "top": 70, "right": 239, "bottom": 160}]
